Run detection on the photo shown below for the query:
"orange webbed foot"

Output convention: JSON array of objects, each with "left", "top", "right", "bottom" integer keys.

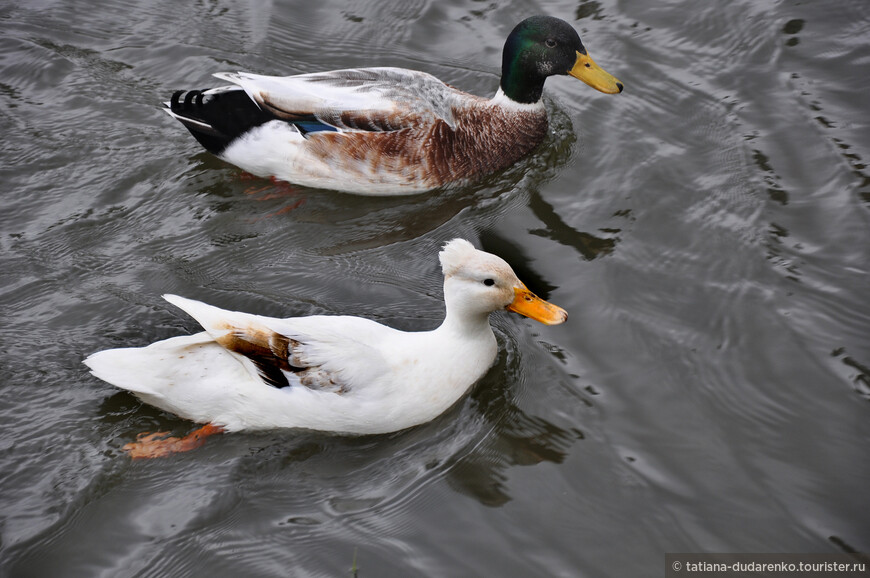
[
  {"left": 123, "top": 424, "right": 225, "bottom": 459},
  {"left": 241, "top": 177, "right": 306, "bottom": 217}
]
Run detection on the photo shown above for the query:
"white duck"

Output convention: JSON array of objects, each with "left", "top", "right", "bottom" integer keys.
[{"left": 84, "top": 239, "right": 567, "bottom": 457}]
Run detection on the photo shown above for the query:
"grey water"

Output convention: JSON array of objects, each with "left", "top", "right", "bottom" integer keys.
[{"left": 1, "top": 0, "right": 868, "bottom": 576}]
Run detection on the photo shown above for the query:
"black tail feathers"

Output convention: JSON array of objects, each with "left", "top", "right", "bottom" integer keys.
[
  {"left": 166, "top": 87, "right": 276, "bottom": 155},
  {"left": 170, "top": 89, "right": 206, "bottom": 111}
]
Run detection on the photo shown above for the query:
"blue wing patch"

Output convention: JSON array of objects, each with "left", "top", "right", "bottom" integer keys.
[{"left": 292, "top": 120, "right": 339, "bottom": 135}]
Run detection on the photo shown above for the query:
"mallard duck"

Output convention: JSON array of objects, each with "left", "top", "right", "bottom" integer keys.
[
  {"left": 84, "top": 239, "right": 567, "bottom": 457},
  {"left": 164, "top": 15, "right": 622, "bottom": 195}
]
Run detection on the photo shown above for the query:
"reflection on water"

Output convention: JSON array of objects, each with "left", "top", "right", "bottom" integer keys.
[
  {"left": 449, "top": 384, "right": 586, "bottom": 507},
  {"left": 1, "top": 0, "right": 869, "bottom": 575},
  {"left": 527, "top": 190, "right": 619, "bottom": 260}
]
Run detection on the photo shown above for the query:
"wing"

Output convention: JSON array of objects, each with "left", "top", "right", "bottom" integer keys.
[
  {"left": 164, "top": 295, "right": 392, "bottom": 394},
  {"left": 267, "top": 315, "right": 396, "bottom": 392},
  {"left": 213, "top": 67, "right": 462, "bottom": 132}
]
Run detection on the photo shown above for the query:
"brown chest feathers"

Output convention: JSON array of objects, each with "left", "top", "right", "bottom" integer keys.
[{"left": 308, "top": 103, "right": 549, "bottom": 189}]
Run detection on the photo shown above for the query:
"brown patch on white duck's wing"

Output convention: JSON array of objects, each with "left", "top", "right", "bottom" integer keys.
[
  {"left": 215, "top": 324, "right": 298, "bottom": 388},
  {"left": 214, "top": 323, "right": 347, "bottom": 393}
]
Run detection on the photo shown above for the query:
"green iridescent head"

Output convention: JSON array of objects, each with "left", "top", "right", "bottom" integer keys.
[{"left": 500, "top": 15, "right": 623, "bottom": 104}]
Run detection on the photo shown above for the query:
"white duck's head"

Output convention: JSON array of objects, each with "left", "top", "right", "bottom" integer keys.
[{"left": 439, "top": 239, "right": 568, "bottom": 327}]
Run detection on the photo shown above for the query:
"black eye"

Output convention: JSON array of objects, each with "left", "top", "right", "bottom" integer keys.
[
  {"left": 483, "top": 278, "right": 495, "bottom": 286},
  {"left": 545, "top": 39, "right": 557, "bottom": 48}
]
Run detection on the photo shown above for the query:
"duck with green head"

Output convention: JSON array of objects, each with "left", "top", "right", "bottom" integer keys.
[{"left": 165, "top": 15, "right": 623, "bottom": 195}]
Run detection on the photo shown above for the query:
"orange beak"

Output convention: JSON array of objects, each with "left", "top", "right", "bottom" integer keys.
[{"left": 506, "top": 284, "right": 568, "bottom": 325}]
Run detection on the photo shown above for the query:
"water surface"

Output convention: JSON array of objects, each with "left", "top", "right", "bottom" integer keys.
[{"left": 1, "top": 0, "right": 868, "bottom": 576}]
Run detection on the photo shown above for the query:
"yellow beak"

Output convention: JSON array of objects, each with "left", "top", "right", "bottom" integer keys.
[
  {"left": 568, "top": 51, "right": 623, "bottom": 94},
  {"left": 506, "top": 284, "right": 568, "bottom": 326}
]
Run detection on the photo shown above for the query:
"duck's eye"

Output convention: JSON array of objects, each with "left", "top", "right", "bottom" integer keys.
[
  {"left": 483, "top": 278, "right": 495, "bottom": 287},
  {"left": 545, "top": 39, "right": 557, "bottom": 48}
]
